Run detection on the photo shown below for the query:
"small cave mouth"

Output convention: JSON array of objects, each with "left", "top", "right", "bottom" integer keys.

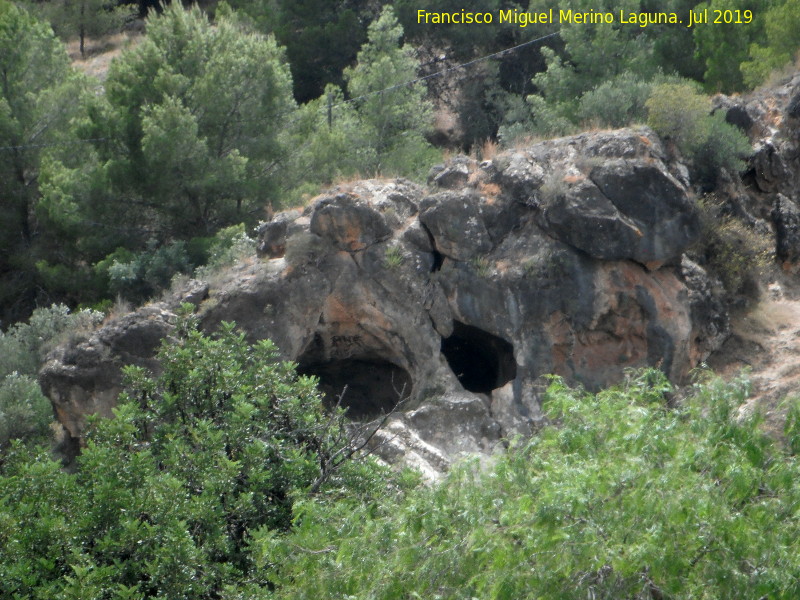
[
  {"left": 297, "top": 358, "right": 412, "bottom": 420},
  {"left": 441, "top": 321, "right": 517, "bottom": 394},
  {"left": 431, "top": 249, "right": 444, "bottom": 272}
]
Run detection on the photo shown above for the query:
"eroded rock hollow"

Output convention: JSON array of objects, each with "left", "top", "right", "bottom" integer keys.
[{"left": 40, "top": 127, "right": 730, "bottom": 476}]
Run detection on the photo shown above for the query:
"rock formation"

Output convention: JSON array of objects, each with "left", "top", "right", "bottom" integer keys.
[{"left": 41, "top": 127, "right": 729, "bottom": 476}]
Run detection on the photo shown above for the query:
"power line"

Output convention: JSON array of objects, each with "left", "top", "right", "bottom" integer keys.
[
  {"left": 219, "top": 29, "right": 561, "bottom": 129},
  {"left": 0, "top": 30, "right": 561, "bottom": 153},
  {"left": 334, "top": 31, "right": 560, "bottom": 108}
]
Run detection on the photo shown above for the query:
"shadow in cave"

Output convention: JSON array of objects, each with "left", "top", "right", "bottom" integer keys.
[
  {"left": 297, "top": 357, "right": 412, "bottom": 420},
  {"left": 441, "top": 321, "right": 517, "bottom": 394}
]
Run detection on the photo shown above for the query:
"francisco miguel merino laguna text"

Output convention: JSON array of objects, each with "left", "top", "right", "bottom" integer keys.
[{"left": 417, "top": 8, "right": 755, "bottom": 28}]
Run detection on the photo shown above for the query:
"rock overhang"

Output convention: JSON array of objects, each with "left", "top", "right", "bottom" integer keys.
[{"left": 40, "top": 127, "right": 725, "bottom": 476}]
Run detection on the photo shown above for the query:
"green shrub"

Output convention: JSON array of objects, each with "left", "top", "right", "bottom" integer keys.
[
  {"left": 498, "top": 92, "right": 576, "bottom": 144},
  {"left": 691, "top": 111, "right": 753, "bottom": 187},
  {"left": 647, "top": 82, "right": 751, "bottom": 187},
  {"left": 107, "top": 240, "right": 193, "bottom": 303},
  {"left": 578, "top": 73, "right": 653, "bottom": 128},
  {"left": 194, "top": 224, "right": 255, "bottom": 280},
  {"left": 741, "top": 0, "right": 800, "bottom": 88},
  {"left": 646, "top": 81, "right": 710, "bottom": 153},
  {"left": 0, "top": 310, "right": 388, "bottom": 597},
  {"left": 0, "top": 304, "right": 103, "bottom": 379},
  {"left": 0, "top": 304, "right": 102, "bottom": 448},
  {"left": 0, "top": 374, "right": 51, "bottom": 447},
  {"left": 470, "top": 256, "right": 492, "bottom": 278},
  {"left": 784, "top": 396, "right": 800, "bottom": 455},
  {"left": 267, "top": 369, "right": 800, "bottom": 599},
  {"left": 691, "top": 195, "right": 771, "bottom": 296},
  {"left": 383, "top": 245, "right": 405, "bottom": 269}
]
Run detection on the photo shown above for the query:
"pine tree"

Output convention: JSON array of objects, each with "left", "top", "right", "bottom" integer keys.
[
  {"left": 343, "top": 6, "right": 437, "bottom": 177},
  {"left": 24, "top": 0, "right": 136, "bottom": 57}
]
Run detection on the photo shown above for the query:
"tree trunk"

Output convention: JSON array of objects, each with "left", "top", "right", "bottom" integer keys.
[{"left": 79, "top": 2, "right": 86, "bottom": 58}]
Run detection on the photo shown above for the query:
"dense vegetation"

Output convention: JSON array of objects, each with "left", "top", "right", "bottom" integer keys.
[
  {"left": 0, "top": 310, "right": 394, "bottom": 598},
  {"left": 1, "top": 4, "right": 800, "bottom": 594},
  {"left": 1, "top": 0, "right": 796, "bottom": 325},
  {"left": 0, "top": 304, "right": 103, "bottom": 449},
  {"left": 4, "top": 337, "right": 800, "bottom": 598},
  {"left": 268, "top": 370, "right": 800, "bottom": 599}
]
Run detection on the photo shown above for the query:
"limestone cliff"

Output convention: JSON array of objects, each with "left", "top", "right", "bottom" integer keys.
[{"left": 41, "top": 127, "right": 730, "bottom": 476}]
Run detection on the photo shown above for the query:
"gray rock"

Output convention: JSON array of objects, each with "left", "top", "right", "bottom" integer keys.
[
  {"left": 309, "top": 193, "right": 391, "bottom": 251},
  {"left": 429, "top": 157, "right": 472, "bottom": 189},
  {"left": 419, "top": 191, "right": 493, "bottom": 261},
  {"left": 787, "top": 91, "right": 800, "bottom": 120},
  {"left": 41, "top": 127, "right": 729, "bottom": 477},
  {"left": 773, "top": 194, "right": 800, "bottom": 264},
  {"left": 680, "top": 256, "right": 730, "bottom": 362},
  {"left": 256, "top": 209, "right": 301, "bottom": 258}
]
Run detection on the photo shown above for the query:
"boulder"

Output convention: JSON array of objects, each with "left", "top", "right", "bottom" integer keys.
[
  {"left": 773, "top": 194, "right": 800, "bottom": 265},
  {"left": 419, "top": 191, "right": 493, "bottom": 261},
  {"left": 41, "top": 128, "right": 728, "bottom": 477}
]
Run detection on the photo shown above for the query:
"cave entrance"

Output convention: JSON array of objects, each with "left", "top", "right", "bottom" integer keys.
[
  {"left": 297, "top": 357, "right": 412, "bottom": 420},
  {"left": 441, "top": 321, "right": 517, "bottom": 394}
]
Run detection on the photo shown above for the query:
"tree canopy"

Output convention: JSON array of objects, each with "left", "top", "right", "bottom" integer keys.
[{"left": 0, "top": 311, "right": 389, "bottom": 598}]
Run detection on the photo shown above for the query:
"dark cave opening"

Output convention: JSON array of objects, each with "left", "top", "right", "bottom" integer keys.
[
  {"left": 441, "top": 321, "right": 517, "bottom": 394},
  {"left": 431, "top": 249, "right": 444, "bottom": 272},
  {"left": 297, "top": 358, "right": 412, "bottom": 420}
]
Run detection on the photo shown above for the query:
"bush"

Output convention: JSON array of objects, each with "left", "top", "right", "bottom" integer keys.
[
  {"left": 0, "top": 304, "right": 102, "bottom": 448},
  {"left": 741, "top": 0, "right": 800, "bottom": 88},
  {"left": 267, "top": 369, "right": 800, "bottom": 599},
  {"left": 578, "top": 72, "right": 653, "bottom": 128},
  {"left": 0, "top": 374, "right": 51, "bottom": 447},
  {"left": 647, "top": 82, "right": 751, "bottom": 187},
  {"left": 691, "top": 194, "right": 772, "bottom": 297},
  {"left": 107, "top": 240, "right": 193, "bottom": 303},
  {"left": 646, "top": 81, "right": 710, "bottom": 152},
  {"left": 0, "top": 304, "right": 103, "bottom": 379},
  {"left": 194, "top": 224, "right": 256, "bottom": 280},
  {"left": 0, "top": 310, "right": 388, "bottom": 597},
  {"left": 692, "top": 111, "right": 753, "bottom": 187}
]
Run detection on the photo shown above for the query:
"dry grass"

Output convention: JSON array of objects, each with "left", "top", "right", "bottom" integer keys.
[
  {"left": 508, "top": 133, "right": 548, "bottom": 149},
  {"left": 471, "top": 139, "right": 500, "bottom": 161},
  {"left": 68, "top": 31, "right": 143, "bottom": 81},
  {"left": 761, "top": 52, "right": 800, "bottom": 90},
  {"left": 331, "top": 172, "right": 368, "bottom": 188},
  {"left": 101, "top": 295, "right": 133, "bottom": 324}
]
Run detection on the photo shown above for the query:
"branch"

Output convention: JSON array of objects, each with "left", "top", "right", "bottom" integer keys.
[{"left": 308, "top": 382, "right": 410, "bottom": 495}]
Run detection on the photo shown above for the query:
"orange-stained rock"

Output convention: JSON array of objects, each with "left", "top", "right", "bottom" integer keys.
[{"left": 41, "top": 129, "right": 729, "bottom": 475}]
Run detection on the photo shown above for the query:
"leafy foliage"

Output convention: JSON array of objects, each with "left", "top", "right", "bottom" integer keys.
[
  {"left": 106, "top": 240, "right": 193, "bottom": 304},
  {"left": 0, "top": 310, "right": 388, "bottom": 597},
  {"left": 267, "top": 370, "right": 800, "bottom": 599},
  {"left": 37, "top": 1, "right": 294, "bottom": 268},
  {"left": 225, "top": 0, "right": 377, "bottom": 103},
  {"left": 0, "top": 373, "right": 52, "bottom": 448},
  {"left": 646, "top": 81, "right": 751, "bottom": 186},
  {"left": 0, "top": 0, "right": 86, "bottom": 324},
  {"left": 0, "top": 304, "right": 102, "bottom": 447},
  {"left": 22, "top": 0, "right": 136, "bottom": 57},
  {"left": 690, "top": 194, "right": 772, "bottom": 297},
  {"left": 741, "top": 0, "right": 800, "bottom": 87},
  {"left": 342, "top": 6, "right": 439, "bottom": 177},
  {"left": 577, "top": 72, "right": 654, "bottom": 128},
  {"left": 692, "top": 0, "right": 772, "bottom": 92}
]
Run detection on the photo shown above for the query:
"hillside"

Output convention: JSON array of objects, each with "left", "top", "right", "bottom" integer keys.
[{"left": 4, "top": 2, "right": 800, "bottom": 597}]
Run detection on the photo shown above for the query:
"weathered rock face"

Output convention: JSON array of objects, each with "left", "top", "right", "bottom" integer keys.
[
  {"left": 40, "top": 127, "right": 727, "bottom": 476},
  {"left": 718, "top": 72, "right": 800, "bottom": 200},
  {"left": 713, "top": 72, "right": 800, "bottom": 269}
]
